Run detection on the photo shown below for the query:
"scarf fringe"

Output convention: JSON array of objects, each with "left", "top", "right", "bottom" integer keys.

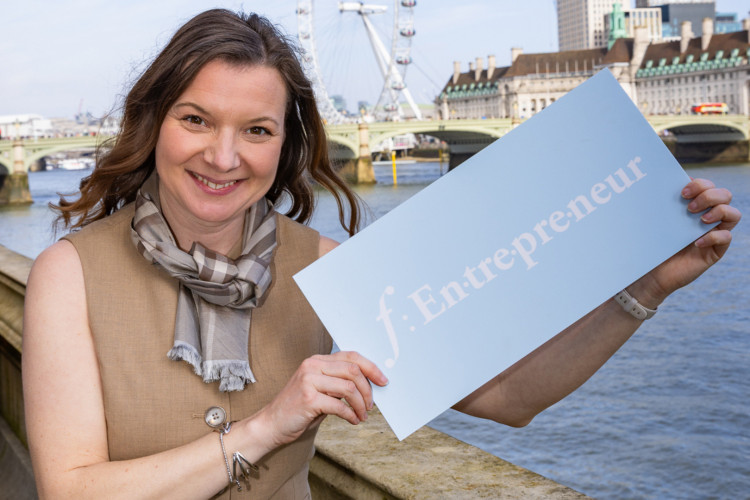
[
  {"left": 168, "top": 342, "right": 203, "bottom": 376},
  {"left": 203, "top": 360, "right": 257, "bottom": 392},
  {"left": 168, "top": 344, "right": 256, "bottom": 391}
]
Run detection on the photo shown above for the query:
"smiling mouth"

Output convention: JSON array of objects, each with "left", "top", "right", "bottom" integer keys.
[{"left": 191, "top": 172, "right": 238, "bottom": 190}]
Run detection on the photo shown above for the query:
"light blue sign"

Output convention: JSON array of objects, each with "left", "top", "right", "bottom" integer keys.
[{"left": 294, "top": 70, "right": 713, "bottom": 440}]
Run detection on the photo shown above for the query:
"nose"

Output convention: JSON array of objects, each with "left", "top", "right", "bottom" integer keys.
[{"left": 204, "top": 129, "right": 240, "bottom": 172}]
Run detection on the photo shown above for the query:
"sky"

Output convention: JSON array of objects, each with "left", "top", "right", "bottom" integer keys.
[{"left": 2, "top": 0, "right": 748, "bottom": 119}]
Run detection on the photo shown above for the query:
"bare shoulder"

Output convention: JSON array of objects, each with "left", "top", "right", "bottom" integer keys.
[
  {"left": 318, "top": 235, "right": 340, "bottom": 258},
  {"left": 28, "top": 239, "right": 83, "bottom": 291},
  {"left": 24, "top": 239, "right": 87, "bottom": 345}
]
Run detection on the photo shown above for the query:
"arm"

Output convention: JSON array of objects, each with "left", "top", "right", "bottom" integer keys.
[
  {"left": 454, "top": 178, "right": 741, "bottom": 427},
  {"left": 23, "top": 239, "right": 385, "bottom": 498}
]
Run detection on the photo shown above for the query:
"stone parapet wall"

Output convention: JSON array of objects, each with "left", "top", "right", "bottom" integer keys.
[
  {"left": 0, "top": 244, "right": 587, "bottom": 499},
  {"left": 311, "top": 407, "right": 589, "bottom": 499}
]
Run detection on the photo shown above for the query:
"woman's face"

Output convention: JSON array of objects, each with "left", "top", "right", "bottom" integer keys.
[{"left": 154, "top": 60, "right": 287, "bottom": 237}]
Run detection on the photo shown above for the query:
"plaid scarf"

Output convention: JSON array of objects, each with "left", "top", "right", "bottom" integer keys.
[{"left": 129, "top": 174, "right": 277, "bottom": 391}]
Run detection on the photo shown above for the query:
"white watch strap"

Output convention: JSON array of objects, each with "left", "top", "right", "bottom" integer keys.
[{"left": 614, "top": 289, "right": 657, "bottom": 320}]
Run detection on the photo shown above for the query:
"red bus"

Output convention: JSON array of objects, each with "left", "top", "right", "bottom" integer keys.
[{"left": 691, "top": 103, "right": 728, "bottom": 115}]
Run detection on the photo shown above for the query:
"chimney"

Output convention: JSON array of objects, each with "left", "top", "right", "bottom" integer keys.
[
  {"left": 744, "top": 18, "right": 750, "bottom": 43},
  {"left": 452, "top": 61, "right": 461, "bottom": 84},
  {"left": 487, "top": 55, "right": 496, "bottom": 78},
  {"left": 475, "top": 57, "right": 483, "bottom": 81},
  {"left": 511, "top": 47, "right": 523, "bottom": 64},
  {"left": 631, "top": 26, "right": 650, "bottom": 78},
  {"left": 701, "top": 17, "right": 713, "bottom": 50},
  {"left": 680, "top": 21, "right": 693, "bottom": 53}
]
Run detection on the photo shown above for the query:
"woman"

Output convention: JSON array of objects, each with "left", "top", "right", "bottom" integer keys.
[{"left": 22, "top": 8, "right": 740, "bottom": 500}]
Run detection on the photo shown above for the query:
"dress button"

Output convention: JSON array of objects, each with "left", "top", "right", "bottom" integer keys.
[{"left": 204, "top": 406, "right": 227, "bottom": 428}]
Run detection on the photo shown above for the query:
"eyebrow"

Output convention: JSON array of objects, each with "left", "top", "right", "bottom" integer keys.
[{"left": 172, "top": 101, "right": 281, "bottom": 127}]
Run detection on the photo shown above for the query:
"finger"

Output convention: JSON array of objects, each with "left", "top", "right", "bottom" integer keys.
[
  {"left": 687, "top": 187, "right": 733, "bottom": 213},
  {"left": 317, "top": 365, "right": 370, "bottom": 420},
  {"left": 681, "top": 178, "right": 715, "bottom": 199},
  {"left": 296, "top": 366, "right": 364, "bottom": 425},
  {"left": 699, "top": 204, "right": 742, "bottom": 230},
  {"left": 694, "top": 230, "right": 733, "bottom": 261},
  {"left": 334, "top": 351, "right": 389, "bottom": 387},
  {"left": 311, "top": 389, "right": 361, "bottom": 425}
]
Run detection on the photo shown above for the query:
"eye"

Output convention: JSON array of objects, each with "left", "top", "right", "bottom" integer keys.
[
  {"left": 243, "top": 126, "right": 275, "bottom": 143},
  {"left": 182, "top": 115, "right": 206, "bottom": 127},
  {"left": 247, "top": 126, "right": 269, "bottom": 136}
]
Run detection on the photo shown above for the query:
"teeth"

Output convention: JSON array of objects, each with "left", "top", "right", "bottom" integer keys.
[{"left": 194, "top": 173, "right": 236, "bottom": 190}]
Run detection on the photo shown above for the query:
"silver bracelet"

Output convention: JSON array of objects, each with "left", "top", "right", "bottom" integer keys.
[
  {"left": 217, "top": 422, "right": 241, "bottom": 491},
  {"left": 215, "top": 421, "right": 259, "bottom": 492},
  {"left": 233, "top": 451, "right": 260, "bottom": 484},
  {"left": 614, "top": 289, "right": 657, "bottom": 320}
]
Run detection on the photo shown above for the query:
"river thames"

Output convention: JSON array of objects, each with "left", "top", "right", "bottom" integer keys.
[{"left": 1, "top": 161, "right": 748, "bottom": 499}]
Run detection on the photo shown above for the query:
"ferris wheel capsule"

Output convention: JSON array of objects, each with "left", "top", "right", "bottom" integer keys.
[
  {"left": 399, "top": 26, "right": 415, "bottom": 37},
  {"left": 401, "top": 0, "right": 416, "bottom": 7},
  {"left": 384, "top": 103, "right": 399, "bottom": 112},
  {"left": 391, "top": 81, "right": 406, "bottom": 90},
  {"left": 395, "top": 55, "right": 412, "bottom": 65}
]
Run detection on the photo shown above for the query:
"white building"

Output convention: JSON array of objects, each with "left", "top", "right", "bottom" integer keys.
[
  {"left": 619, "top": 6, "right": 663, "bottom": 43},
  {"left": 635, "top": 18, "right": 750, "bottom": 115},
  {"left": 0, "top": 114, "right": 53, "bottom": 140},
  {"left": 557, "top": 0, "right": 621, "bottom": 50},
  {"left": 436, "top": 18, "right": 750, "bottom": 120},
  {"left": 436, "top": 46, "right": 632, "bottom": 121}
]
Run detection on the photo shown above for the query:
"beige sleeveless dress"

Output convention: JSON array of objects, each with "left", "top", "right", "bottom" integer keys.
[{"left": 64, "top": 204, "right": 332, "bottom": 499}]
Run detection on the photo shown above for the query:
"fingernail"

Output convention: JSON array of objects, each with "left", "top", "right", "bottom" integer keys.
[
  {"left": 362, "top": 412, "right": 368, "bottom": 421},
  {"left": 682, "top": 188, "right": 691, "bottom": 198},
  {"left": 694, "top": 237, "right": 705, "bottom": 247},
  {"left": 688, "top": 201, "right": 698, "bottom": 211},
  {"left": 701, "top": 213, "right": 713, "bottom": 222}
]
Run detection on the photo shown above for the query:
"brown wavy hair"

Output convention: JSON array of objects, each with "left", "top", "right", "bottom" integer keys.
[{"left": 55, "top": 9, "right": 361, "bottom": 235}]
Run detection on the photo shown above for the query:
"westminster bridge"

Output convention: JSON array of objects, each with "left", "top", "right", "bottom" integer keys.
[{"left": 1, "top": 114, "right": 748, "bottom": 202}]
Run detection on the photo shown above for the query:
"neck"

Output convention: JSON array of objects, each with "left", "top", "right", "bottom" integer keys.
[{"left": 160, "top": 200, "right": 245, "bottom": 257}]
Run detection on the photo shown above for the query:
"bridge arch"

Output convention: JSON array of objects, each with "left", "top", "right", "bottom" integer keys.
[
  {"left": 25, "top": 142, "right": 99, "bottom": 170},
  {"left": 650, "top": 118, "right": 749, "bottom": 142},
  {"left": 326, "top": 135, "right": 358, "bottom": 160},
  {"left": 0, "top": 136, "right": 106, "bottom": 173},
  {"left": 0, "top": 156, "right": 11, "bottom": 173}
]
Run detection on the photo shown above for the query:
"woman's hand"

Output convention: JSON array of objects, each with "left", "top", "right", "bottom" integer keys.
[
  {"left": 256, "top": 351, "right": 388, "bottom": 448},
  {"left": 632, "top": 178, "right": 741, "bottom": 307}
]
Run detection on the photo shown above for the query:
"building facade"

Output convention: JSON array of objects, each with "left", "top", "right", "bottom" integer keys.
[
  {"left": 436, "top": 43, "right": 638, "bottom": 121},
  {"left": 436, "top": 19, "right": 750, "bottom": 120},
  {"left": 635, "top": 19, "right": 750, "bottom": 115},
  {"left": 0, "top": 115, "right": 53, "bottom": 140},
  {"left": 557, "top": 0, "right": 621, "bottom": 50},
  {"left": 617, "top": 6, "right": 663, "bottom": 43}
]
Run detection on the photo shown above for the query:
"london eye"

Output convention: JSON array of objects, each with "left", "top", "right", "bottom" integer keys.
[{"left": 296, "top": 1, "right": 422, "bottom": 123}]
